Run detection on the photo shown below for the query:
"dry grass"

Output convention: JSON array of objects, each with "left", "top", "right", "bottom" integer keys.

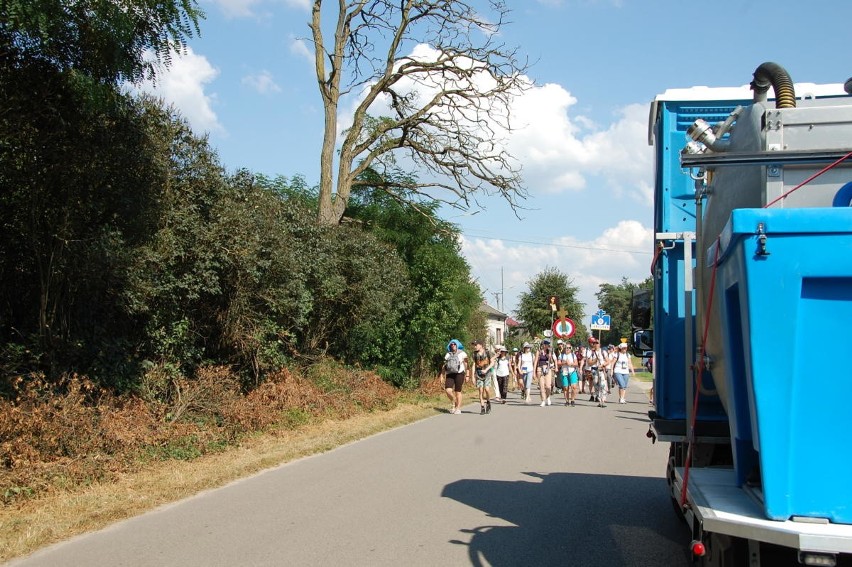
[{"left": 0, "top": 396, "right": 443, "bottom": 562}]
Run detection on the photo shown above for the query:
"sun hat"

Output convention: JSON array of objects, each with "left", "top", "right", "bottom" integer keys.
[{"left": 523, "top": 342, "right": 531, "bottom": 348}]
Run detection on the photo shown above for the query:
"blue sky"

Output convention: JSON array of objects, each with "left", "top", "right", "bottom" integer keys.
[{"left": 138, "top": 0, "right": 851, "bottom": 325}]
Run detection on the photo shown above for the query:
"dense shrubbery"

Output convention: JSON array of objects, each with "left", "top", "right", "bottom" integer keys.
[
  {"left": 0, "top": 73, "right": 480, "bottom": 392},
  {"left": 0, "top": 0, "right": 484, "bottom": 503},
  {"left": 0, "top": 362, "right": 399, "bottom": 504}
]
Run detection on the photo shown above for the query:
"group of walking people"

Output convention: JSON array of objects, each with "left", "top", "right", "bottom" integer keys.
[{"left": 442, "top": 337, "right": 636, "bottom": 414}]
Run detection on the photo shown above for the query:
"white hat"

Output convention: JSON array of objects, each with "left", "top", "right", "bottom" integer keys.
[
  {"left": 618, "top": 342, "right": 628, "bottom": 348},
  {"left": 556, "top": 339, "right": 564, "bottom": 344}
]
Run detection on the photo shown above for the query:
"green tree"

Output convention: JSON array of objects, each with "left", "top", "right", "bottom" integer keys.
[
  {"left": 595, "top": 276, "right": 653, "bottom": 345},
  {"left": 346, "top": 179, "right": 483, "bottom": 385},
  {"left": 515, "top": 268, "right": 585, "bottom": 343},
  {"left": 1, "top": 0, "right": 202, "bottom": 84}
]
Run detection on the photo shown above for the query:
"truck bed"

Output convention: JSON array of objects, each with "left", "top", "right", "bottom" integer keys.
[{"left": 674, "top": 467, "right": 852, "bottom": 555}]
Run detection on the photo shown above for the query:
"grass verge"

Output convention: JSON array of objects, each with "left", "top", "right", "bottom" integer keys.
[{"left": 0, "top": 393, "right": 444, "bottom": 563}]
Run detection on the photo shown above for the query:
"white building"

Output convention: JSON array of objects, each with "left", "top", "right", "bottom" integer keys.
[{"left": 480, "top": 302, "right": 509, "bottom": 348}]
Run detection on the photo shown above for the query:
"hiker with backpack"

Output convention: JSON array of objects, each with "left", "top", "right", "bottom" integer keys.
[
  {"left": 442, "top": 339, "right": 469, "bottom": 414},
  {"left": 471, "top": 340, "right": 495, "bottom": 414}
]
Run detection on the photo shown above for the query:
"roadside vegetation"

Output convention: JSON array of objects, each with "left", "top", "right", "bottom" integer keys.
[
  {"left": 0, "top": 365, "right": 449, "bottom": 561},
  {"left": 0, "top": 2, "right": 654, "bottom": 562}
]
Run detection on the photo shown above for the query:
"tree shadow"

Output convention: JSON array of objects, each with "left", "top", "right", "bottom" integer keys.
[{"left": 442, "top": 472, "right": 691, "bottom": 566}]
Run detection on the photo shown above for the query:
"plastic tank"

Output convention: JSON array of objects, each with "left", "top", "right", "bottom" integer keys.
[{"left": 695, "top": 91, "right": 852, "bottom": 522}]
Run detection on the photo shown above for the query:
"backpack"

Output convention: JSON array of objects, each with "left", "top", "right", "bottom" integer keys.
[
  {"left": 474, "top": 351, "right": 491, "bottom": 376},
  {"left": 446, "top": 351, "right": 462, "bottom": 373}
]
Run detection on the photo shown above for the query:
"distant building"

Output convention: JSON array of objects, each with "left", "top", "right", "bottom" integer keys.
[{"left": 480, "top": 302, "right": 509, "bottom": 348}]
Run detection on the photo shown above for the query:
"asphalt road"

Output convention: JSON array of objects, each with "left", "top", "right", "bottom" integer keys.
[{"left": 9, "top": 381, "right": 692, "bottom": 566}]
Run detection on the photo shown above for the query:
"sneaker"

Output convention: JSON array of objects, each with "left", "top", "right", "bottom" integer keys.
[
  {"left": 589, "top": 395, "right": 595, "bottom": 402},
  {"left": 546, "top": 397, "right": 552, "bottom": 406},
  {"left": 601, "top": 403, "right": 607, "bottom": 408},
  {"left": 480, "top": 406, "right": 486, "bottom": 415},
  {"left": 597, "top": 402, "right": 602, "bottom": 407},
  {"left": 570, "top": 400, "right": 575, "bottom": 407},
  {"left": 486, "top": 401, "right": 492, "bottom": 414},
  {"left": 540, "top": 401, "right": 546, "bottom": 407},
  {"left": 619, "top": 399, "right": 626, "bottom": 404}
]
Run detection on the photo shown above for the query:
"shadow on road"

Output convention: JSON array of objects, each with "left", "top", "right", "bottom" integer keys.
[{"left": 442, "top": 472, "right": 690, "bottom": 566}]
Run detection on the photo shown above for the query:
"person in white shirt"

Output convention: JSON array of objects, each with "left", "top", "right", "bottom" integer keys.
[
  {"left": 581, "top": 338, "right": 610, "bottom": 406},
  {"left": 612, "top": 342, "right": 636, "bottom": 404},
  {"left": 517, "top": 342, "right": 535, "bottom": 403},
  {"left": 442, "top": 339, "right": 469, "bottom": 414},
  {"left": 556, "top": 341, "right": 580, "bottom": 406},
  {"left": 494, "top": 346, "right": 512, "bottom": 403}
]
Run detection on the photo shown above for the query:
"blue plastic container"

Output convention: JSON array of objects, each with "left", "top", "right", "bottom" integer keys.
[{"left": 714, "top": 207, "right": 852, "bottom": 523}]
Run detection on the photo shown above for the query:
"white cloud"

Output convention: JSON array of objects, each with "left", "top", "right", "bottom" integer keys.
[
  {"left": 508, "top": 88, "right": 652, "bottom": 203},
  {"left": 337, "top": 45, "right": 653, "bottom": 206},
  {"left": 461, "top": 219, "right": 653, "bottom": 323},
  {"left": 289, "top": 37, "right": 314, "bottom": 64},
  {"left": 134, "top": 47, "right": 223, "bottom": 134},
  {"left": 329, "top": 43, "right": 660, "bottom": 322},
  {"left": 242, "top": 70, "right": 282, "bottom": 94}
]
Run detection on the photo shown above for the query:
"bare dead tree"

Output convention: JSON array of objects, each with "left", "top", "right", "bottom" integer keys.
[{"left": 310, "top": 0, "right": 530, "bottom": 226}]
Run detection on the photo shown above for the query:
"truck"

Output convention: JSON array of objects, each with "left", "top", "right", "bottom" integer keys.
[{"left": 635, "top": 62, "right": 852, "bottom": 566}]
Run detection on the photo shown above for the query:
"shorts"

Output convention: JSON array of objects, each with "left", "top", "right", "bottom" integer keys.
[
  {"left": 475, "top": 372, "right": 493, "bottom": 389},
  {"left": 614, "top": 372, "right": 630, "bottom": 389},
  {"left": 557, "top": 370, "right": 579, "bottom": 388},
  {"left": 445, "top": 372, "right": 465, "bottom": 392}
]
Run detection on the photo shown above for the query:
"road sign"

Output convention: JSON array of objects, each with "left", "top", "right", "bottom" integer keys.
[
  {"left": 590, "top": 309, "right": 611, "bottom": 331},
  {"left": 552, "top": 317, "right": 576, "bottom": 338}
]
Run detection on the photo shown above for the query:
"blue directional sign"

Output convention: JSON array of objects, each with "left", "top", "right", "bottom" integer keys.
[{"left": 590, "top": 309, "right": 611, "bottom": 331}]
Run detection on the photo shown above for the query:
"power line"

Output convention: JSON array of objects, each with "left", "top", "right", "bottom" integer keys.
[{"left": 461, "top": 231, "right": 652, "bottom": 256}]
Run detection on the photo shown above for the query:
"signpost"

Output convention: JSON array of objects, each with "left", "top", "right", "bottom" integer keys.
[
  {"left": 552, "top": 317, "right": 576, "bottom": 339},
  {"left": 590, "top": 309, "right": 611, "bottom": 331},
  {"left": 552, "top": 308, "right": 576, "bottom": 339}
]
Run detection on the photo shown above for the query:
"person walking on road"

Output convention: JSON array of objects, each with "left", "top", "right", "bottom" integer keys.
[
  {"left": 579, "top": 337, "right": 598, "bottom": 400},
  {"left": 494, "top": 347, "right": 512, "bottom": 404},
  {"left": 442, "top": 339, "right": 469, "bottom": 414},
  {"left": 471, "top": 341, "right": 494, "bottom": 414},
  {"left": 556, "top": 342, "right": 580, "bottom": 406},
  {"left": 518, "top": 342, "right": 535, "bottom": 403},
  {"left": 534, "top": 339, "right": 556, "bottom": 407},
  {"left": 581, "top": 338, "right": 609, "bottom": 405},
  {"left": 612, "top": 342, "right": 636, "bottom": 404}
]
